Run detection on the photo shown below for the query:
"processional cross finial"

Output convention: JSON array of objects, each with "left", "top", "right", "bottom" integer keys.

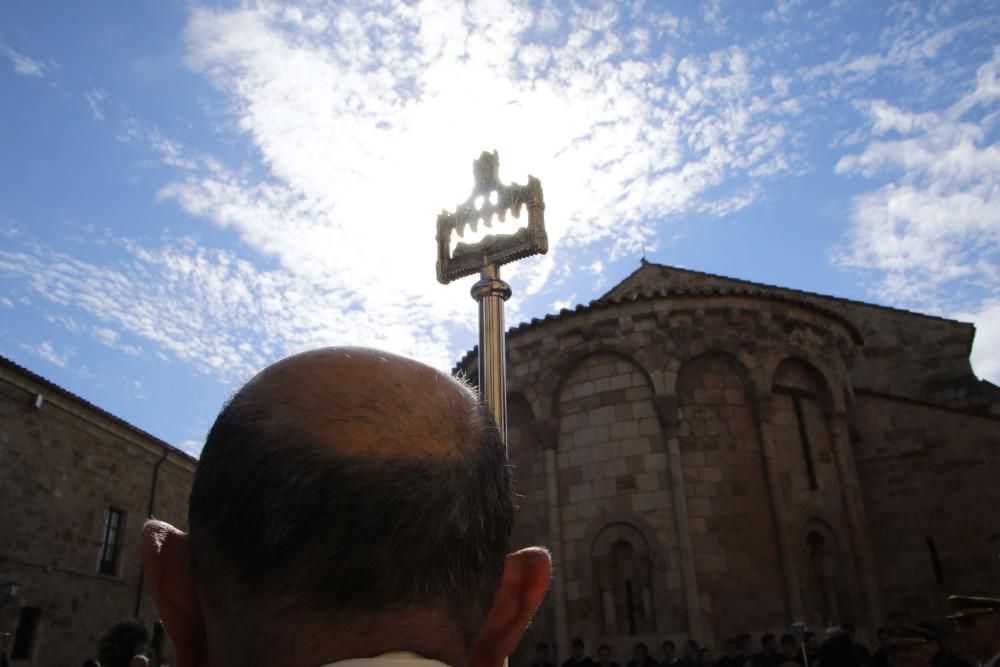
[{"left": 435, "top": 151, "right": 548, "bottom": 447}]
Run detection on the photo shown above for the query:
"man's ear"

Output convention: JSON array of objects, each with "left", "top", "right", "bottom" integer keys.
[
  {"left": 471, "top": 547, "right": 552, "bottom": 667},
  {"left": 140, "top": 519, "right": 207, "bottom": 667}
]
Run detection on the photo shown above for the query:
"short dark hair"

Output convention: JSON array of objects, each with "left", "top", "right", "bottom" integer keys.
[
  {"left": 189, "top": 392, "right": 511, "bottom": 650},
  {"left": 537, "top": 642, "right": 550, "bottom": 651},
  {"left": 572, "top": 638, "right": 585, "bottom": 648},
  {"left": 662, "top": 640, "right": 675, "bottom": 649},
  {"left": 598, "top": 645, "right": 611, "bottom": 653},
  {"left": 761, "top": 633, "right": 776, "bottom": 646},
  {"left": 686, "top": 640, "right": 699, "bottom": 651},
  {"left": 726, "top": 638, "right": 737, "bottom": 648},
  {"left": 804, "top": 631, "right": 816, "bottom": 641},
  {"left": 634, "top": 643, "right": 648, "bottom": 652},
  {"left": 780, "top": 634, "right": 796, "bottom": 646}
]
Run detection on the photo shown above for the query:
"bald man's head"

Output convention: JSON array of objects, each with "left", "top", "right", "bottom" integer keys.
[
  {"left": 188, "top": 348, "right": 512, "bottom": 660},
  {"left": 234, "top": 348, "right": 485, "bottom": 458}
]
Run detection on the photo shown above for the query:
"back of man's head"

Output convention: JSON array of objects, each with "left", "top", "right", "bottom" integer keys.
[{"left": 142, "top": 348, "right": 551, "bottom": 667}]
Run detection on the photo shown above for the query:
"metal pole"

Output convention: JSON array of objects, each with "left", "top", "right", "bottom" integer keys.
[{"left": 470, "top": 260, "right": 511, "bottom": 448}]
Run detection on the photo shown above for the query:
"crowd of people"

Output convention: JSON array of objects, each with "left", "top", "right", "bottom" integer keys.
[{"left": 528, "top": 620, "right": 979, "bottom": 667}]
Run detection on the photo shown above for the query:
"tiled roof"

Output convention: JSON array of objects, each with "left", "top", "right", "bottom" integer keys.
[{"left": 605, "top": 261, "right": 970, "bottom": 325}]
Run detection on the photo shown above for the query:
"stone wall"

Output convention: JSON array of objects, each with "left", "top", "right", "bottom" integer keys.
[
  {"left": 0, "top": 359, "right": 195, "bottom": 667},
  {"left": 853, "top": 392, "right": 1000, "bottom": 622}
]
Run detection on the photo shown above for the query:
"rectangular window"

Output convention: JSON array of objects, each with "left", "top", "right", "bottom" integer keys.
[
  {"left": 99, "top": 507, "right": 124, "bottom": 575},
  {"left": 791, "top": 396, "right": 819, "bottom": 490},
  {"left": 12, "top": 607, "right": 41, "bottom": 660},
  {"left": 774, "top": 387, "right": 819, "bottom": 490}
]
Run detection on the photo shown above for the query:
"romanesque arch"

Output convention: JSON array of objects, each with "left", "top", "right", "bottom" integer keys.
[
  {"left": 553, "top": 351, "right": 680, "bottom": 642},
  {"left": 591, "top": 522, "right": 657, "bottom": 637},
  {"left": 674, "top": 351, "right": 784, "bottom": 637},
  {"left": 800, "top": 517, "right": 850, "bottom": 627}
]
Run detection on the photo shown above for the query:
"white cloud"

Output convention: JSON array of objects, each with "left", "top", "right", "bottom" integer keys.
[
  {"left": 28, "top": 0, "right": 796, "bottom": 376},
  {"left": 835, "top": 49, "right": 1000, "bottom": 381},
  {"left": 93, "top": 326, "right": 142, "bottom": 356},
  {"left": 22, "top": 341, "right": 73, "bottom": 368},
  {"left": 3, "top": 46, "right": 48, "bottom": 77},
  {"left": 85, "top": 88, "right": 108, "bottom": 120},
  {"left": 9, "top": 0, "right": 992, "bottom": 390},
  {"left": 764, "top": 0, "right": 801, "bottom": 25}
]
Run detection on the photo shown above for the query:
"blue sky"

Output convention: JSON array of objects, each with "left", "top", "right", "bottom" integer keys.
[{"left": 1, "top": 1, "right": 998, "bottom": 455}]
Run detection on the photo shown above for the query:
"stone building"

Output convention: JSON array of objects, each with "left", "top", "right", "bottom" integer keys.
[
  {"left": 0, "top": 354, "right": 195, "bottom": 667},
  {"left": 454, "top": 261, "right": 1000, "bottom": 661}
]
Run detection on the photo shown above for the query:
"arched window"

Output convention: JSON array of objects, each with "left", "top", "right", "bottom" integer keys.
[
  {"left": 593, "top": 524, "right": 656, "bottom": 636},
  {"left": 806, "top": 526, "right": 840, "bottom": 624}
]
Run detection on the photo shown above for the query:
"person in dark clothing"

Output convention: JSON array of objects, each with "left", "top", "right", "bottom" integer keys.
[
  {"left": 681, "top": 640, "right": 700, "bottom": 667},
  {"left": 626, "top": 643, "right": 657, "bottom": 667},
  {"left": 563, "top": 639, "right": 596, "bottom": 667},
  {"left": 661, "top": 640, "right": 678, "bottom": 666},
  {"left": 735, "top": 634, "right": 754, "bottom": 667},
  {"left": 532, "top": 642, "right": 558, "bottom": 667},
  {"left": 871, "top": 628, "right": 890, "bottom": 667},
  {"left": 596, "top": 644, "right": 622, "bottom": 667},
  {"left": 754, "top": 634, "right": 779, "bottom": 667},
  {"left": 842, "top": 624, "right": 872, "bottom": 665},
  {"left": 779, "top": 634, "right": 804, "bottom": 665},
  {"left": 914, "top": 623, "right": 973, "bottom": 667},
  {"left": 715, "top": 639, "right": 742, "bottom": 667}
]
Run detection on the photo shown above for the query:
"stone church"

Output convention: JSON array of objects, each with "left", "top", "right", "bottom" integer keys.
[{"left": 453, "top": 261, "right": 1000, "bottom": 661}]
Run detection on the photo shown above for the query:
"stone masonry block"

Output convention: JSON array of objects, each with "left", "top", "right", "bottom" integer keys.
[
  {"left": 636, "top": 472, "right": 659, "bottom": 492},
  {"left": 643, "top": 452, "right": 668, "bottom": 471},
  {"left": 569, "top": 482, "right": 593, "bottom": 504},
  {"left": 620, "top": 438, "right": 651, "bottom": 457},
  {"left": 639, "top": 417, "right": 660, "bottom": 436},
  {"left": 594, "top": 441, "right": 622, "bottom": 462},
  {"left": 611, "top": 421, "right": 639, "bottom": 439},
  {"left": 568, "top": 447, "right": 594, "bottom": 467}
]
